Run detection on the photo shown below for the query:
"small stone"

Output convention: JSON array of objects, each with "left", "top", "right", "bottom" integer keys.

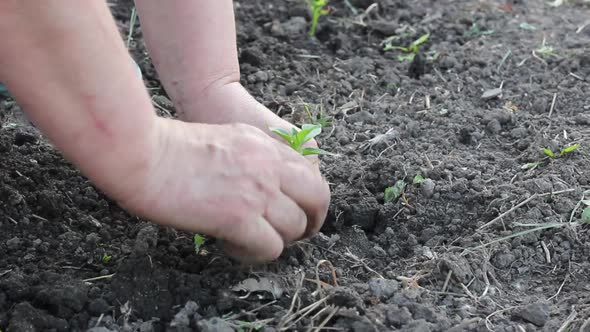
[
  {"left": 367, "top": 20, "right": 398, "bottom": 35},
  {"left": 240, "top": 47, "right": 265, "bottom": 67},
  {"left": 171, "top": 301, "right": 199, "bottom": 327},
  {"left": 88, "top": 298, "right": 110, "bottom": 315},
  {"left": 278, "top": 17, "right": 307, "bottom": 36},
  {"left": 512, "top": 302, "right": 550, "bottom": 326},
  {"left": 6, "top": 237, "right": 21, "bottom": 250},
  {"left": 486, "top": 119, "right": 502, "bottom": 134},
  {"left": 86, "top": 233, "right": 101, "bottom": 245},
  {"left": 421, "top": 179, "right": 435, "bottom": 198},
  {"left": 386, "top": 307, "right": 412, "bottom": 328},
  {"left": 347, "top": 110, "right": 375, "bottom": 124},
  {"left": 492, "top": 250, "right": 516, "bottom": 269},
  {"left": 368, "top": 278, "right": 400, "bottom": 300},
  {"left": 481, "top": 88, "right": 502, "bottom": 100},
  {"left": 510, "top": 127, "right": 528, "bottom": 139}
]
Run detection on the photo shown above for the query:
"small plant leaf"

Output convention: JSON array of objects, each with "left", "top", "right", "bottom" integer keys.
[
  {"left": 411, "top": 33, "right": 430, "bottom": 50},
  {"left": 302, "top": 147, "right": 331, "bottom": 156},
  {"left": 398, "top": 53, "right": 416, "bottom": 62},
  {"left": 269, "top": 127, "right": 294, "bottom": 144},
  {"left": 582, "top": 207, "right": 590, "bottom": 224},
  {"left": 559, "top": 143, "right": 580, "bottom": 156},
  {"left": 299, "top": 124, "right": 322, "bottom": 144},
  {"left": 543, "top": 148, "right": 555, "bottom": 158},
  {"left": 413, "top": 174, "right": 426, "bottom": 185},
  {"left": 384, "top": 180, "right": 407, "bottom": 203},
  {"left": 519, "top": 22, "right": 537, "bottom": 31},
  {"left": 521, "top": 161, "right": 542, "bottom": 170},
  {"left": 194, "top": 233, "right": 206, "bottom": 253}
]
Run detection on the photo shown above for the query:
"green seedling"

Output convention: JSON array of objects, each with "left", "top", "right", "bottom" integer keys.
[
  {"left": 384, "top": 180, "right": 407, "bottom": 203},
  {"left": 535, "top": 39, "right": 558, "bottom": 58},
  {"left": 463, "top": 24, "right": 494, "bottom": 38},
  {"left": 519, "top": 22, "right": 537, "bottom": 31},
  {"left": 306, "top": 0, "right": 330, "bottom": 36},
  {"left": 101, "top": 254, "right": 112, "bottom": 264},
  {"left": 193, "top": 233, "right": 206, "bottom": 254},
  {"left": 383, "top": 33, "right": 430, "bottom": 62},
  {"left": 522, "top": 143, "right": 581, "bottom": 170},
  {"left": 559, "top": 143, "right": 580, "bottom": 156},
  {"left": 270, "top": 124, "right": 331, "bottom": 156},
  {"left": 543, "top": 148, "right": 555, "bottom": 159},
  {"left": 412, "top": 173, "right": 426, "bottom": 185},
  {"left": 304, "top": 103, "right": 332, "bottom": 128}
]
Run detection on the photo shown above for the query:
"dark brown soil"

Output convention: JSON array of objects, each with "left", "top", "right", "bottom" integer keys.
[{"left": 2, "top": 0, "right": 590, "bottom": 331}]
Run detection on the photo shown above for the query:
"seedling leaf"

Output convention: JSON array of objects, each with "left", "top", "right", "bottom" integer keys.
[
  {"left": 559, "top": 143, "right": 580, "bottom": 156},
  {"left": 521, "top": 162, "right": 542, "bottom": 170},
  {"left": 519, "top": 22, "right": 537, "bottom": 31},
  {"left": 270, "top": 127, "right": 294, "bottom": 144},
  {"left": 300, "top": 124, "right": 322, "bottom": 144},
  {"left": 384, "top": 180, "right": 407, "bottom": 203},
  {"left": 302, "top": 147, "right": 331, "bottom": 156},
  {"left": 413, "top": 174, "right": 426, "bottom": 185},
  {"left": 194, "top": 233, "right": 205, "bottom": 254},
  {"left": 410, "top": 33, "right": 430, "bottom": 52},
  {"left": 582, "top": 207, "right": 590, "bottom": 224},
  {"left": 543, "top": 148, "right": 555, "bottom": 158}
]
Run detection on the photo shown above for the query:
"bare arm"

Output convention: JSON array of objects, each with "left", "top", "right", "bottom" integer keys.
[
  {"left": 0, "top": 1, "right": 158, "bottom": 200},
  {"left": 133, "top": 0, "right": 240, "bottom": 119}
]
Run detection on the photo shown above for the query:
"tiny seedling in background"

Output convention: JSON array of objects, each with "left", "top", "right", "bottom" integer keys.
[
  {"left": 383, "top": 33, "right": 430, "bottom": 62},
  {"left": 270, "top": 124, "right": 331, "bottom": 156},
  {"left": 522, "top": 143, "right": 581, "bottom": 170},
  {"left": 535, "top": 38, "right": 558, "bottom": 58},
  {"left": 101, "top": 254, "right": 112, "bottom": 264},
  {"left": 413, "top": 173, "right": 426, "bottom": 185},
  {"left": 306, "top": 0, "right": 330, "bottom": 36},
  {"left": 194, "top": 234, "right": 206, "bottom": 254},
  {"left": 384, "top": 180, "right": 407, "bottom": 203},
  {"left": 463, "top": 24, "right": 494, "bottom": 38},
  {"left": 304, "top": 103, "right": 332, "bottom": 128}
]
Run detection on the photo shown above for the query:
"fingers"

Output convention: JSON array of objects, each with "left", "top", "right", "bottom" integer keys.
[
  {"left": 219, "top": 216, "right": 284, "bottom": 263},
  {"left": 278, "top": 161, "right": 331, "bottom": 240},
  {"left": 264, "top": 192, "right": 308, "bottom": 244}
]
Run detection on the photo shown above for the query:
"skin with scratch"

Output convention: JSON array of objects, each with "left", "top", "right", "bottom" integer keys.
[{"left": 0, "top": 0, "right": 330, "bottom": 263}]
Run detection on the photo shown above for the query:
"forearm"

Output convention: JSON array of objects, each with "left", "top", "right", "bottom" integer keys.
[
  {"left": 133, "top": 0, "right": 240, "bottom": 119},
  {"left": 0, "top": 1, "right": 158, "bottom": 199}
]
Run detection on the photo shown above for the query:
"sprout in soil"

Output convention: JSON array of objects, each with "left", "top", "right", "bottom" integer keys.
[
  {"left": 101, "top": 254, "right": 112, "bottom": 264},
  {"left": 384, "top": 180, "right": 407, "bottom": 204},
  {"left": 270, "top": 124, "right": 331, "bottom": 156},
  {"left": 522, "top": 143, "right": 581, "bottom": 170},
  {"left": 194, "top": 233, "right": 206, "bottom": 254},
  {"left": 383, "top": 33, "right": 430, "bottom": 62},
  {"left": 306, "top": 0, "right": 330, "bottom": 37}
]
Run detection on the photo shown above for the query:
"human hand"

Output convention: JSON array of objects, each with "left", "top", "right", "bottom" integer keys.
[{"left": 118, "top": 118, "right": 331, "bottom": 263}]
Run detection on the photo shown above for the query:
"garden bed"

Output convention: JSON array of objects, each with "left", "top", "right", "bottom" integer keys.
[{"left": 1, "top": 0, "right": 590, "bottom": 331}]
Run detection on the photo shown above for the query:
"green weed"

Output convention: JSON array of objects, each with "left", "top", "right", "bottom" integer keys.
[
  {"left": 522, "top": 143, "right": 581, "bottom": 170},
  {"left": 383, "top": 33, "right": 430, "bottom": 62},
  {"left": 304, "top": 103, "right": 332, "bottom": 128},
  {"left": 194, "top": 234, "right": 206, "bottom": 254},
  {"left": 270, "top": 124, "right": 331, "bottom": 156},
  {"left": 384, "top": 180, "right": 407, "bottom": 203},
  {"left": 101, "top": 254, "right": 112, "bottom": 264},
  {"left": 463, "top": 24, "right": 494, "bottom": 38},
  {"left": 535, "top": 39, "right": 558, "bottom": 58},
  {"left": 306, "top": 0, "right": 330, "bottom": 36},
  {"left": 412, "top": 173, "right": 426, "bottom": 185}
]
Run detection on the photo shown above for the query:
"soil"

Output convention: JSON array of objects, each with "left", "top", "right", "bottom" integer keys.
[{"left": 1, "top": 0, "right": 590, "bottom": 331}]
